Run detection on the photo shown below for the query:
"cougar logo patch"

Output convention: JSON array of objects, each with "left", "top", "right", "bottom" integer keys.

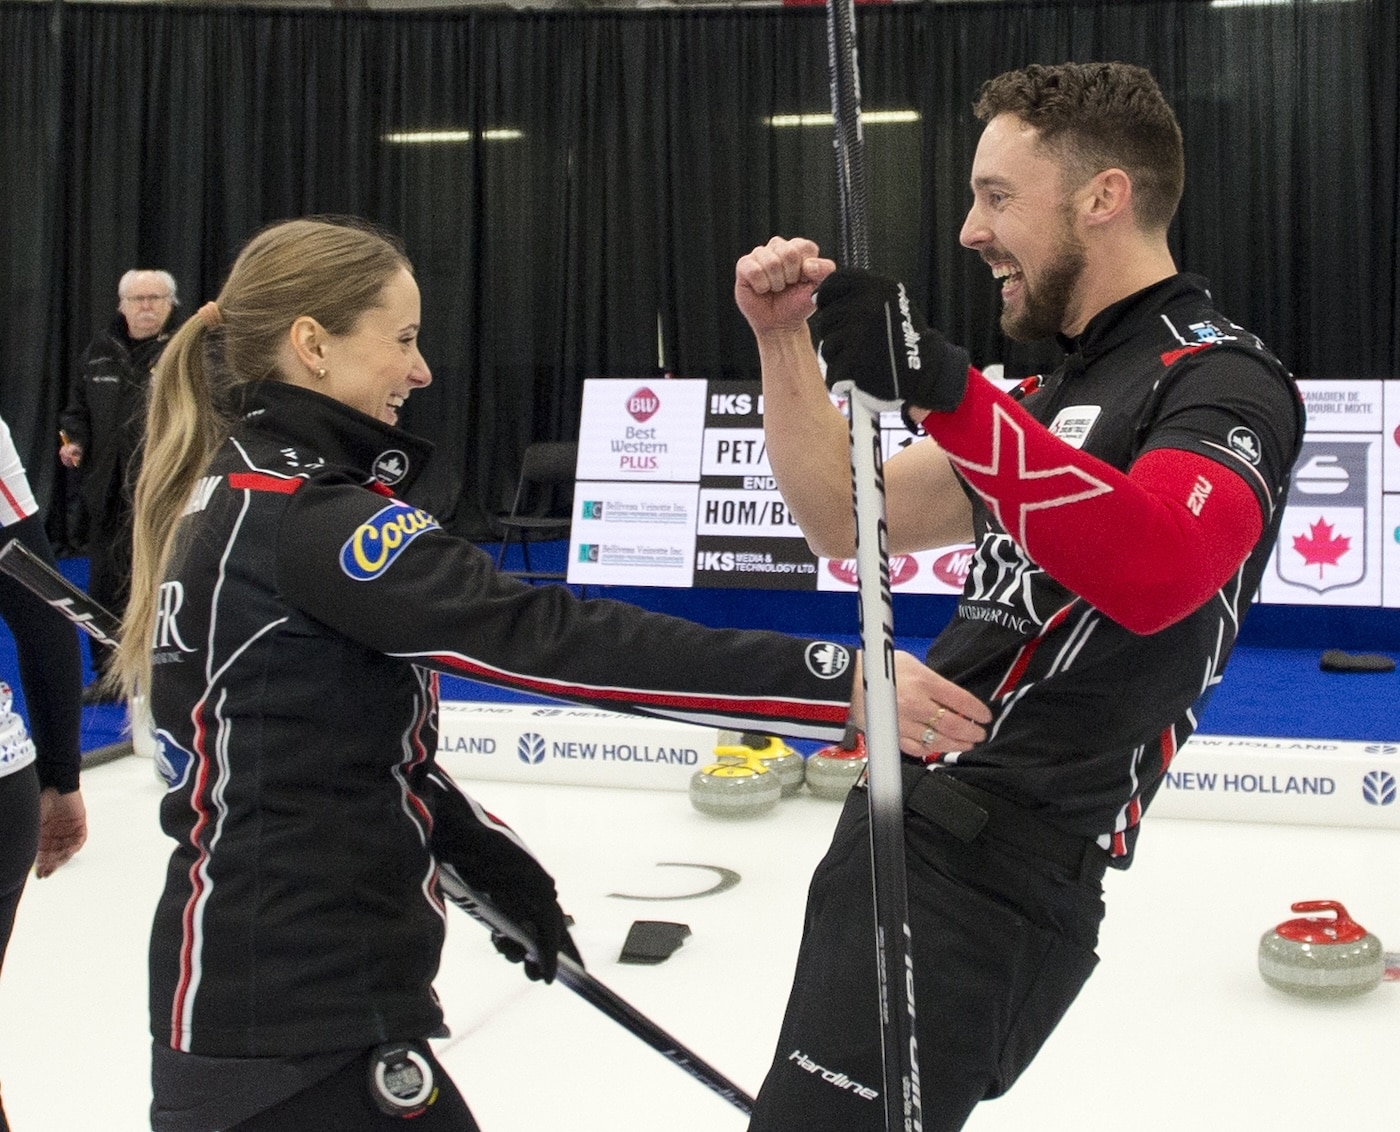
[{"left": 341, "top": 503, "right": 439, "bottom": 580}]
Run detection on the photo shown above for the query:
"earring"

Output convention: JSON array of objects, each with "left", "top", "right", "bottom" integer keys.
[{"left": 315, "top": 367, "right": 327, "bottom": 381}]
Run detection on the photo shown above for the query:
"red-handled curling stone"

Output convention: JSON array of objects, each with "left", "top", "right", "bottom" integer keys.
[
  {"left": 806, "top": 728, "right": 867, "bottom": 800},
  {"left": 1258, "top": 900, "right": 1385, "bottom": 999}
]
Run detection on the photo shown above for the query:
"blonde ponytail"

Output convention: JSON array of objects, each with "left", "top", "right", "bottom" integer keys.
[
  {"left": 114, "top": 318, "right": 230, "bottom": 701},
  {"left": 110, "top": 216, "right": 412, "bottom": 702}
]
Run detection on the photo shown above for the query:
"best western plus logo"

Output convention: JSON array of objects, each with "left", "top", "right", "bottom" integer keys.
[
  {"left": 614, "top": 388, "right": 667, "bottom": 471},
  {"left": 627, "top": 387, "right": 659, "bottom": 422}
]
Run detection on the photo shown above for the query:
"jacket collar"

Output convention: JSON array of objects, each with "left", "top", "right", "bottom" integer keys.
[
  {"left": 106, "top": 311, "right": 177, "bottom": 356},
  {"left": 235, "top": 380, "right": 434, "bottom": 495},
  {"left": 1054, "top": 273, "right": 1211, "bottom": 371}
]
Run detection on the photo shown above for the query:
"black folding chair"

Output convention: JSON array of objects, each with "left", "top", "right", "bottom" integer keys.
[{"left": 493, "top": 440, "right": 578, "bottom": 584}]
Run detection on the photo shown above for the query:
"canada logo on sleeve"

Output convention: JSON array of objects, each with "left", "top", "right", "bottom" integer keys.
[
  {"left": 1226, "top": 427, "right": 1262, "bottom": 465},
  {"left": 373, "top": 450, "right": 410, "bottom": 485},
  {"left": 806, "top": 641, "right": 852, "bottom": 679}
]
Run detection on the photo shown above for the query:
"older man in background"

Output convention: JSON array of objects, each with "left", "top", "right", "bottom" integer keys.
[{"left": 59, "top": 269, "right": 179, "bottom": 703}]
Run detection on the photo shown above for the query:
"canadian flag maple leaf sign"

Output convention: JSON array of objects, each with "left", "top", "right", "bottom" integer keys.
[
  {"left": 1272, "top": 439, "right": 1371, "bottom": 597},
  {"left": 1293, "top": 518, "right": 1351, "bottom": 577}
]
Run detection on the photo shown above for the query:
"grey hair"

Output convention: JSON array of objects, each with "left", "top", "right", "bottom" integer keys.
[{"left": 118, "top": 269, "right": 179, "bottom": 304}]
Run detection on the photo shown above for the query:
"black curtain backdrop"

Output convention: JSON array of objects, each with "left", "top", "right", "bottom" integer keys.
[{"left": 0, "top": 0, "right": 1394, "bottom": 540}]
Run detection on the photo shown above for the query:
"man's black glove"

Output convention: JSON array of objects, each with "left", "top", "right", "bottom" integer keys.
[
  {"left": 813, "top": 268, "right": 970, "bottom": 418},
  {"left": 421, "top": 768, "right": 581, "bottom": 983}
]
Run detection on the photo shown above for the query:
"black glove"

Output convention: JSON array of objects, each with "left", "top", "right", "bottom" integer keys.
[
  {"left": 421, "top": 768, "right": 581, "bottom": 983},
  {"left": 813, "top": 268, "right": 970, "bottom": 418}
]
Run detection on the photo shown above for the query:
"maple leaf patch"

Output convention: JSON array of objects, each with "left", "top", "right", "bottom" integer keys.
[{"left": 1292, "top": 518, "right": 1350, "bottom": 577}]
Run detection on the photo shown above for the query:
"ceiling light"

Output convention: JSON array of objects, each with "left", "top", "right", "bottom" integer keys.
[
  {"left": 765, "top": 110, "right": 920, "bottom": 128},
  {"left": 380, "top": 129, "right": 524, "bottom": 144}
]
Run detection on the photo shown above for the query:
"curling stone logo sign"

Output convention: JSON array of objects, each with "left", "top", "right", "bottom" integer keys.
[
  {"left": 1275, "top": 442, "right": 1367, "bottom": 593},
  {"left": 516, "top": 732, "right": 547, "bottom": 765}
]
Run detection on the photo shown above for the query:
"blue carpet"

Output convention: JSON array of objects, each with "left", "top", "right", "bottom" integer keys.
[
  {"left": 0, "top": 557, "right": 129, "bottom": 751},
  {"left": 3, "top": 550, "right": 1396, "bottom": 752}
]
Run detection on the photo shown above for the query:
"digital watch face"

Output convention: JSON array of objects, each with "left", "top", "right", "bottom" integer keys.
[{"left": 368, "top": 1043, "right": 435, "bottom": 1117}]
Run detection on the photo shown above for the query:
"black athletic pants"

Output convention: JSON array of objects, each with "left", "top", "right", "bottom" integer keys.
[
  {"left": 0, "top": 765, "right": 39, "bottom": 970},
  {"left": 0, "top": 765, "right": 40, "bottom": 1132},
  {"left": 0, "top": 513, "right": 82, "bottom": 1132},
  {"left": 153, "top": 1042, "right": 480, "bottom": 1132},
  {"left": 748, "top": 766, "right": 1107, "bottom": 1132},
  {"left": 230, "top": 1046, "right": 478, "bottom": 1132}
]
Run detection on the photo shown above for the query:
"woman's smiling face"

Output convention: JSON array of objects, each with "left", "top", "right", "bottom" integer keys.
[{"left": 317, "top": 266, "right": 432, "bottom": 425}]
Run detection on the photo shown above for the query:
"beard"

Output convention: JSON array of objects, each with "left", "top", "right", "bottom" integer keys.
[{"left": 1000, "top": 226, "right": 1087, "bottom": 343}]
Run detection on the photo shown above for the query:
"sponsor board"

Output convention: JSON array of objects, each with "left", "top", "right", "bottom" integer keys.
[
  {"left": 695, "top": 488, "right": 805, "bottom": 538},
  {"left": 571, "top": 377, "right": 1400, "bottom": 609},
  {"left": 575, "top": 379, "right": 707, "bottom": 482},
  {"left": 1260, "top": 433, "right": 1382, "bottom": 604},
  {"left": 692, "top": 535, "right": 819, "bottom": 589},
  {"left": 1152, "top": 734, "right": 1400, "bottom": 829},
  {"left": 816, "top": 544, "right": 972, "bottom": 595},
  {"left": 568, "top": 480, "right": 699, "bottom": 586},
  {"left": 435, "top": 704, "right": 1400, "bottom": 833},
  {"left": 436, "top": 701, "right": 717, "bottom": 791},
  {"left": 1385, "top": 379, "right": 1400, "bottom": 493},
  {"left": 1298, "top": 380, "right": 1384, "bottom": 434},
  {"left": 1387, "top": 493, "right": 1400, "bottom": 608}
]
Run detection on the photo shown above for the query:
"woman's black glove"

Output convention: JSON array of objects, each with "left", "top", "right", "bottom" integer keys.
[
  {"left": 813, "top": 268, "right": 970, "bottom": 417},
  {"left": 421, "top": 768, "right": 581, "bottom": 983}
]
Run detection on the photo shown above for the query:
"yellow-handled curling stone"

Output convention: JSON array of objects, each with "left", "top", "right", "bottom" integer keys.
[
  {"left": 688, "top": 732, "right": 800, "bottom": 817},
  {"left": 1258, "top": 900, "right": 1385, "bottom": 999}
]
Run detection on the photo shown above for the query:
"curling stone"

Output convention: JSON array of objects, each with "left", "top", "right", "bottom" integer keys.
[
  {"left": 689, "top": 734, "right": 783, "bottom": 818},
  {"left": 715, "top": 730, "right": 805, "bottom": 796},
  {"left": 689, "top": 760, "right": 781, "bottom": 818},
  {"left": 805, "top": 728, "right": 867, "bottom": 800},
  {"left": 1258, "top": 900, "right": 1385, "bottom": 999}
]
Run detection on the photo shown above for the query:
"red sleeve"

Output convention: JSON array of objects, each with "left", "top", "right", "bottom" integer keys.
[{"left": 920, "top": 373, "right": 1263, "bottom": 635}]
